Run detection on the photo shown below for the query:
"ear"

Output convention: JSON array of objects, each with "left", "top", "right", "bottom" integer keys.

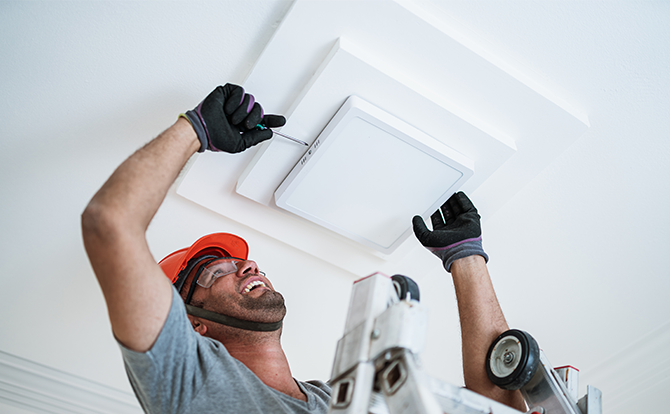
[{"left": 187, "top": 315, "right": 208, "bottom": 336}]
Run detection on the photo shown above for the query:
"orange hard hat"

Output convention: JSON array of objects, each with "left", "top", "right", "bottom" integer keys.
[{"left": 158, "top": 233, "right": 249, "bottom": 284}]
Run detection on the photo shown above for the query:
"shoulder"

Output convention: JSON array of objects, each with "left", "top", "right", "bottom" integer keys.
[{"left": 119, "top": 288, "right": 243, "bottom": 413}]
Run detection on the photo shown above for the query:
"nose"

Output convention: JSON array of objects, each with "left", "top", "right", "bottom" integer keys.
[{"left": 236, "top": 260, "right": 260, "bottom": 277}]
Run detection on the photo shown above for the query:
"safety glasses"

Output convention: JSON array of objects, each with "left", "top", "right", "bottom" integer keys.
[{"left": 196, "top": 258, "right": 265, "bottom": 288}]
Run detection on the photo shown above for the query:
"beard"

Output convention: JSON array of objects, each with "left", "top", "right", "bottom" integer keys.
[
  {"left": 208, "top": 289, "right": 287, "bottom": 324},
  {"left": 239, "top": 290, "right": 286, "bottom": 311}
]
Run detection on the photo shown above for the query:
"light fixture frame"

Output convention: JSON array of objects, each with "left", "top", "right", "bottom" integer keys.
[{"left": 274, "top": 95, "right": 474, "bottom": 254}]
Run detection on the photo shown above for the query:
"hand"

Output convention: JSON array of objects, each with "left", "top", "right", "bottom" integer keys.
[
  {"left": 182, "top": 84, "right": 286, "bottom": 153},
  {"left": 412, "top": 191, "right": 488, "bottom": 272}
]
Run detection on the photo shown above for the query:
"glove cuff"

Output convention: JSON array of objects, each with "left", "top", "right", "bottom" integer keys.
[
  {"left": 181, "top": 106, "right": 209, "bottom": 153},
  {"left": 427, "top": 237, "right": 489, "bottom": 273}
]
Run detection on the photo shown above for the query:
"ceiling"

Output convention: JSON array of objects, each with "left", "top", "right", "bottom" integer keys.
[{"left": 1, "top": 1, "right": 669, "bottom": 413}]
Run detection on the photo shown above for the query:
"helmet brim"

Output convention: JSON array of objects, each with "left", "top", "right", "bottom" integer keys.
[{"left": 158, "top": 233, "right": 249, "bottom": 284}]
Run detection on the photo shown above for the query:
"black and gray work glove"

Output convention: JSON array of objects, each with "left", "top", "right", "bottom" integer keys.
[
  {"left": 412, "top": 192, "right": 489, "bottom": 273},
  {"left": 181, "top": 83, "right": 286, "bottom": 153}
]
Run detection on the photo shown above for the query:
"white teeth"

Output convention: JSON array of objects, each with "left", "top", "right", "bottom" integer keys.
[{"left": 243, "top": 280, "right": 266, "bottom": 293}]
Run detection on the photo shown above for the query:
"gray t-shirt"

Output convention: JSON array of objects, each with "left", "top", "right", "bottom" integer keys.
[{"left": 120, "top": 286, "right": 331, "bottom": 413}]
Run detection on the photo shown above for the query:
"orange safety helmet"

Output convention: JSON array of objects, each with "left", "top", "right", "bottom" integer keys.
[
  {"left": 157, "top": 232, "right": 281, "bottom": 332},
  {"left": 158, "top": 233, "right": 249, "bottom": 285}
]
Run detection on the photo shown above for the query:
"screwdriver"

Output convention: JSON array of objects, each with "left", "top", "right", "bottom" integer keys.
[{"left": 256, "top": 124, "right": 309, "bottom": 146}]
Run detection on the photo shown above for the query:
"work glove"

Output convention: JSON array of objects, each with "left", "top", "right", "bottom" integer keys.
[
  {"left": 181, "top": 83, "right": 286, "bottom": 153},
  {"left": 412, "top": 192, "right": 489, "bottom": 273}
]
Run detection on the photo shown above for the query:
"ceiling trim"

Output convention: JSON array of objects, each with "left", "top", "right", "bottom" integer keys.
[
  {"left": 0, "top": 350, "right": 141, "bottom": 414},
  {"left": 578, "top": 320, "right": 670, "bottom": 413}
]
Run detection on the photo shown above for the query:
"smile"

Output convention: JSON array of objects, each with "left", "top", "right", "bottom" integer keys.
[{"left": 243, "top": 280, "right": 267, "bottom": 293}]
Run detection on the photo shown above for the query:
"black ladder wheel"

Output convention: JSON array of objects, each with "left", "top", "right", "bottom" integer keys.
[
  {"left": 391, "top": 275, "right": 420, "bottom": 302},
  {"left": 485, "top": 329, "right": 540, "bottom": 390}
]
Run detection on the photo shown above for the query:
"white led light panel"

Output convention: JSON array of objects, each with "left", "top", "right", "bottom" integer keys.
[{"left": 275, "top": 96, "right": 473, "bottom": 254}]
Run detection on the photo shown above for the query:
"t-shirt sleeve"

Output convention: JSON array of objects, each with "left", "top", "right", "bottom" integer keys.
[{"left": 118, "top": 285, "right": 208, "bottom": 414}]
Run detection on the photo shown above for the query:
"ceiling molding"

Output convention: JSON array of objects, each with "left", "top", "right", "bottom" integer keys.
[
  {"left": 0, "top": 351, "right": 141, "bottom": 414},
  {"left": 578, "top": 320, "right": 670, "bottom": 413}
]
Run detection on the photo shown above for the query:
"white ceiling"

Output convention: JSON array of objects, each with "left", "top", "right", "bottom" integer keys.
[
  {"left": 178, "top": 1, "right": 589, "bottom": 269},
  {"left": 1, "top": 1, "right": 669, "bottom": 413}
]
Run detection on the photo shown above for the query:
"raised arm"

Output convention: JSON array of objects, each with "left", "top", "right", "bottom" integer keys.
[
  {"left": 412, "top": 192, "right": 526, "bottom": 411},
  {"left": 81, "top": 84, "right": 284, "bottom": 352},
  {"left": 82, "top": 118, "right": 199, "bottom": 352}
]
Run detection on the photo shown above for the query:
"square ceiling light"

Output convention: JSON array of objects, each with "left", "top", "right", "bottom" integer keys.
[{"left": 274, "top": 96, "right": 473, "bottom": 254}]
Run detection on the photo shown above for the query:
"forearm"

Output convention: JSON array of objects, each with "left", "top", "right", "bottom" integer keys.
[
  {"left": 451, "top": 256, "right": 526, "bottom": 411},
  {"left": 83, "top": 117, "right": 199, "bottom": 235}
]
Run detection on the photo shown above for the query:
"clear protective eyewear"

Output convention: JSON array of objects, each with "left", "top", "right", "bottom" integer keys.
[{"left": 196, "top": 258, "right": 265, "bottom": 289}]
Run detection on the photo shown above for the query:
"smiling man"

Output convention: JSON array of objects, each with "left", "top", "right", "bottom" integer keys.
[
  {"left": 82, "top": 84, "right": 330, "bottom": 413},
  {"left": 82, "top": 84, "right": 524, "bottom": 413},
  {"left": 139, "top": 232, "right": 330, "bottom": 413}
]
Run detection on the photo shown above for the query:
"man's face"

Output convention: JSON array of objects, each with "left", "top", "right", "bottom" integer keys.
[{"left": 189, "top": 258, "right": 286, "bottom": 324}]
